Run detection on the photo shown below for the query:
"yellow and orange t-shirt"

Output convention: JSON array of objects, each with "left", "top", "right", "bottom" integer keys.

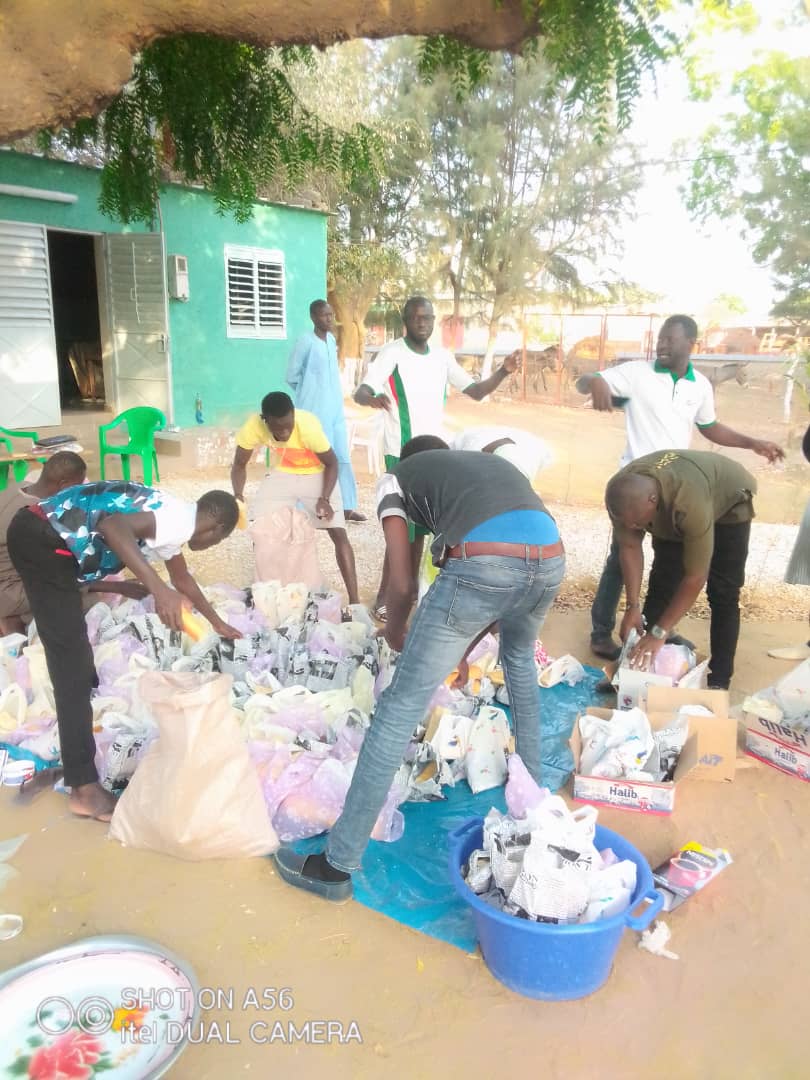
[{"left": 235, "top": 409, "right": 330, "bottom": 475}]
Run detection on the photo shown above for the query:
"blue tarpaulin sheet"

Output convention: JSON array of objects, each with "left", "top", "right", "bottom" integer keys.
[{"left": 292, "top": 666, "right": 606, "bottom": 952}]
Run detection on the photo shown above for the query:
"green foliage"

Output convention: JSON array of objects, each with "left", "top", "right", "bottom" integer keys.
[
  {"left": 328, "top": 238, "right": 402, "bottom": 291},
  {"left": 38, "top": 35, "right": 381, "bottom": 225},
  {"left": 418, "top": 0, "right": 677, "bottom": 136},
  {"left": 685, "top": 52, "right": 810, "bottom": 320},
  {"left": 420, "top": 51, "right": 642, "bottom": 332}
]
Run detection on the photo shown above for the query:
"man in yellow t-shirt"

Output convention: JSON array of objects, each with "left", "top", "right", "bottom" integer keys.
[{"left": 231, "top": 391, "right": 359, "bottom": 603}]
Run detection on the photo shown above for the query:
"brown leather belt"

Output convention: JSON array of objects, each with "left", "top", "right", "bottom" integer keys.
[{"left": 445, "top": 539, "right": 565, "bottom": 561}]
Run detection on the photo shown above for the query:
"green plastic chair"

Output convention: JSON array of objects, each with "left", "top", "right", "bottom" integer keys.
[
  {"left": 0, "top": 426, "right": 46, "bottom": 490},
  {"left": 99, "top": 407, "right": 166, "bottom": 486}
]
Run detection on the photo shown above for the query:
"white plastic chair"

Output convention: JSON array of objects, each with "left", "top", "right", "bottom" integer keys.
[
  {"left": 348, "top": 413, "right": 384, "bottom": 477},
  {"left": 340, "top": 357, "right": 360, "bottom": 397}
]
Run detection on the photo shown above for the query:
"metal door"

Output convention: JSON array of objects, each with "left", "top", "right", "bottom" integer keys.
[
  {"left": 0, "top": 220, "right": 60, "bottom": 427},
  {"left": 104, "top": 232, "right": 172, "bottom": 418}
]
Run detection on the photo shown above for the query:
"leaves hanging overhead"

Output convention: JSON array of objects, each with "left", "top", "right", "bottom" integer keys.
[
  {"left": 685, "top": 52, "right": 810, "bottom": 321},
  {"left": 418, "top": 0, "right": 676, "bottom": 136},
  {"left": 38, "top": 35, "right": 382, "bottom": 225}
]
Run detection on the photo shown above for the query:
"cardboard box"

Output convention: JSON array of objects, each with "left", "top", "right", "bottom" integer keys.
[
  {"left": 570, "top": 689, "right": 736, "bottom": 815},
  {"left": 646, "top": 687, "right": 736, "bottom": 783},
  {"left": 742, "top": 660, "right": 810, "bottom": 782},
  {"left": 617, "top": 652, "right": 708, "bottom": 712},
  {"left": 615, "top": 668, "right": 672, "bottom": 710},
  {"left": 743, "top": 715, "right": 810, "bottom": 782}
]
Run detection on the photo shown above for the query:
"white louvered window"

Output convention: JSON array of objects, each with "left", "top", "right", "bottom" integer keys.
[{"left": 224, "top": 244, "right": 286, "bottom": 339}]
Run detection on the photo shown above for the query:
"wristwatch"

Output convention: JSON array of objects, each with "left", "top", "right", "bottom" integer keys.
[{"left": 650, "top": 624, "right": 667, "bottom": 640}]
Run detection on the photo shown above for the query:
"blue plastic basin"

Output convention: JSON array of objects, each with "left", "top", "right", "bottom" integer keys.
[{"left": 449, "top": 818, "right": 663, "bottom": 1000}]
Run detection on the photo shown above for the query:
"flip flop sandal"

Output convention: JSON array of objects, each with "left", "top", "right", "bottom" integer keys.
[
  {"left": 345, "top": 511, "right": 367, "bottom": 523},
  {"left": 767, "top": 644, "right": 810, "bottom": 661}
]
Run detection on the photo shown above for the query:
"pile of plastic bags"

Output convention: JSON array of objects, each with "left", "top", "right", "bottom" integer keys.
[
  {"left": 463, "top": 755, "right": 637, "bottom": 924},
  {"left": 0, "top": 582, "right": 525, "bottom": 846},
  {"left": 576, "top": 707, "right": 692, "bottom": 782}
]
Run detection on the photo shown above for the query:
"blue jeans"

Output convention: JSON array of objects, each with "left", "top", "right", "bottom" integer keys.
[
  {"left": 590, "top": 533, "right": 623, "bottom": 641},
  {"left": 326, "top": 552, "right": 565, "bottom": 873}
]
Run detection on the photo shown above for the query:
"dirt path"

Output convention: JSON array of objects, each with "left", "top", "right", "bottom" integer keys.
[{"left": 2, "top": 611, "right": 808, "bottom": 1079}]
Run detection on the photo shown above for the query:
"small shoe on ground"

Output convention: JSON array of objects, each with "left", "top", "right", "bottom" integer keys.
[
  {"left": 274, "top": 849, "right": 353, "bottom": 902},
  {"left": 345, "top": 510, "right": 367, "bottom": 523},
  {"left": 767, "top": 643, "right": 810, "bottom": 661},
  {"left": 590, "top": 636, "right": 621, "bottom": 661}
]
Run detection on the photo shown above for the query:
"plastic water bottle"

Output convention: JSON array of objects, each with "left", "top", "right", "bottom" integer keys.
[{"left": 195, "top": 393, "right": 204, "bottom": 425}]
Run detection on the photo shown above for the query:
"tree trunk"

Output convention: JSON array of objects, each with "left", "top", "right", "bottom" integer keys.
[
  {"left": 328, "top": 281, "right": 378, "bottom": 365},
  {"left": 481, "top": 314, "right": 500, "bottom": 380}
]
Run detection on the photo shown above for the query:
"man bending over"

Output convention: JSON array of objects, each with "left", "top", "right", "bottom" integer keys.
[{"left": 8, "top": 482, "right": 241, "bottom": 822}]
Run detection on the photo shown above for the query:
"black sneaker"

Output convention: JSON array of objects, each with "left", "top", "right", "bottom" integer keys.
[{"left": 590, "top": 636, "right": 621, "bottom": 661}]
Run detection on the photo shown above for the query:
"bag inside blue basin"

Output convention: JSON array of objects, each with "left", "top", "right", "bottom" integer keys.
[{"left": 290, "top": 665, "right": 607, "bottom": 952}]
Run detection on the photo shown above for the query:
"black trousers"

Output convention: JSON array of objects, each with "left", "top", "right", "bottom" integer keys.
[
  {"left": 642, "top": 520, "right": 751, "bottom": 689},
  {"left": 7, "top": 507, "right": 99, "bottom": 788}
]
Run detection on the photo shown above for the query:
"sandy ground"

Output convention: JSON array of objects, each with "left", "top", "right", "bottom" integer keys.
[
  {"left": 3, "top": 370, "right": 809, "bottom": 1077},
  {"left": 2, "top": 610, "right": 809, "bottom": 1080}
]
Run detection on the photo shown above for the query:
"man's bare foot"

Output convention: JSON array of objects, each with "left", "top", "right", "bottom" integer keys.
[{"left": 69, "top": 782, "right": 117, "bottom": 822}]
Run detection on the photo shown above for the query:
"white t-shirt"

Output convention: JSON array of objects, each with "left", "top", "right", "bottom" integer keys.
[
  {"left": 451, "top": 426, "right": 553, "bottom": 480},
  {"left": 363, "top": 338, "right": 473, "bottom": 457},
  {"left": 143, "top": 494, "right": 198, "bottom": 562},
  {"left": 597, "top": 360, "right": 717, "bottom": 466}
]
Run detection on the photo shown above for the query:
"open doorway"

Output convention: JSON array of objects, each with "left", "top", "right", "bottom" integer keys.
[{"left": 47, "top": 230, "right": 106, "bottom": 408}]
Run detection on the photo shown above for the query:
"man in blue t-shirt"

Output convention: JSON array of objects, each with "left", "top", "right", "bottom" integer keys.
[
  {"left": 7, "top": 482, "right": 241, "bottom": 822},
  {"left": 275, "top": 436, "right": 566, "bottom": 901}
]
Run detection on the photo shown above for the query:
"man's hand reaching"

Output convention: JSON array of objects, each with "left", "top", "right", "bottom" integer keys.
[{"left": 751, "top": 439, "right": 785, "bottom": 464}]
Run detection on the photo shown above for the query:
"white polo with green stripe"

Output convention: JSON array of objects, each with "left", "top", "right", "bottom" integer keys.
[
  {"left": 596, "top": 359, "right": 717, "bottom": 466},
  {"left": 362, "top": 337, "right": 474, "bottom": 457}
]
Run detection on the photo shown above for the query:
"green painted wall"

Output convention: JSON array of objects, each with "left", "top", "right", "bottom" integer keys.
[{"left": 0, "top": 151, "right": 327, "bottom": 426}]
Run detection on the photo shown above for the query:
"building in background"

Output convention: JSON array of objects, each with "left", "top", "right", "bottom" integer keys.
[{"left": 0, "top": 151, "right": 327, "bottom": 430}]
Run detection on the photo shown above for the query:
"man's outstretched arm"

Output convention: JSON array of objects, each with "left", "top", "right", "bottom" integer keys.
[
  {"left": 463, "top": 350, "right": 521, "bottom": 401},
  {"left": 699, "top": 422, "right": 784, "bottom": 463}
]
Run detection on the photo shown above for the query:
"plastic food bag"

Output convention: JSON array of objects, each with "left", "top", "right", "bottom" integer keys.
[
  {"left": 252, "top": 508, "right": 321, "bottom": 590},
  {"left": 537, "top": 655, "right": 586, "bottom": 689},
  {"left": 508, "top": 835, "right": 592, "bottom": 923},
  {"left": 110, "top": 672, "right": 278, "bottom": 860},
  {"left": 276, "top": 582, "right": 312, "bottom": 625},
  {"left": 651, "top": 644, "right": 695, "bottom": 681},
  {"left": 578, "top": 708, "right": 654, "bottom": 779},
  {"left": 0, "top": 685, "right": 27, "bottom": 735},
  {"left": 313, "top": 591, "right": 343, "bottom": 624},
  {"left": 272, "top": 757, "right": 352, "bottom": 842},
  {"left": 465, "top": 706, "right": 511, "bottom": 794},
  {"left": 504, "top": 752, "right": 547, "bottom": 819}
]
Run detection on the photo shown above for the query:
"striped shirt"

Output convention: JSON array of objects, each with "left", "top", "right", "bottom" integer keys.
[{"left": 362, "top": 338, "right": 473, "bottom": 457}]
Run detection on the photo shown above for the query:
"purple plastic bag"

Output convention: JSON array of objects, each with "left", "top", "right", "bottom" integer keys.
[
  {"left": 313, "top": 592, "right": 343, "bottom": 625},
  {"left": 504, "top": 752, "right": 548, "bottom": 819}
]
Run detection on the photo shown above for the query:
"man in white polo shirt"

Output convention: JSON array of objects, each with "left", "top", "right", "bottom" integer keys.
[
  {"left": 580, "top": 313, "right": 784, "bottom": 660},
  {"left": 355, "top": 296, "right": 520, "bottom": 618}
]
